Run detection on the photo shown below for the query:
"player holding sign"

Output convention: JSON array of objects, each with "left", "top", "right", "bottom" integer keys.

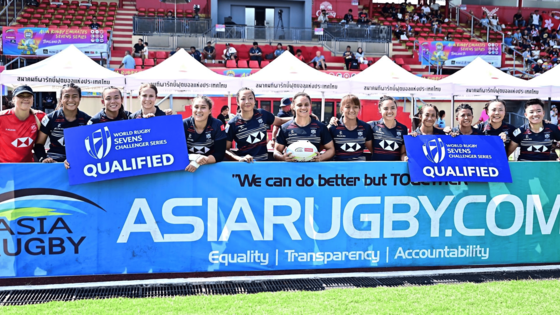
[
  {"left": 369, "top": 96, "right": 408, "bottom": 161},
  {"left": 474, "top": 99, "right": 515, "bottom": 151},
  {"left": 445, "top": 104, "right": 483, "bottom": 136},
  {"left": 508, "top": 98, "right": 560, "bottom": 161},
  {"left": 410, "top": 104, "right": 446, "bottom": 136}
]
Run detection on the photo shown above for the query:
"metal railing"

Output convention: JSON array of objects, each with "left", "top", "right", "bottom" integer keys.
[
  {"left": 203, "top": 25, "right": 322, "bottom": 42},
  {"left": 133, "top": 17, "right": 211, "bottom": 36},
  {"left": 0, "top": 0, "right": 24, "bottom": 27},
  {"left": 449, "top": 3, "right": 505, "bottom": 44},
  {"left": 323, "top": 23, "right": 392, "bottom": 43}
]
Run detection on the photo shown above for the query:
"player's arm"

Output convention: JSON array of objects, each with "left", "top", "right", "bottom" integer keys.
[
  {"left": 313, "top": 140, "right": 335, "bottom": 162},
  {"left": 365, "top": 140, "right": 373, "bottom": 154},
  {"left": 400, "top": 144, "right": 408, "bottom": 161},
  {"left": 273, "top": 116, "right": 291, "bottom": 126},
  {"left": 506, "top": 139, "right": 519, "bottom": 158},
  {"left": 225, "top": 140, "right": 253, "bottom": 163},
  {"left": 33, "top": 131, "right": 53, "bottom": 163},
  {"left": 273, "top": 143, "right": 297, "bottom": 162}
]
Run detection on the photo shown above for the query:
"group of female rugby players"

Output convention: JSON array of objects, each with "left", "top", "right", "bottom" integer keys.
[{"left": 0, "top": 83, "right": 558, "bottom": 172}]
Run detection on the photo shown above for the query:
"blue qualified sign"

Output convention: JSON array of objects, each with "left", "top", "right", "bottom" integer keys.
[
  {"left": 404, "top": 135, "right": 512, "bottom": 183},
  {"left": 64, "top": 115, "right": 189, "bottom": 185}
]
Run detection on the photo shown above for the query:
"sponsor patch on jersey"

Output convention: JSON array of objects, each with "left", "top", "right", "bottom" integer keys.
[{"left": 513, "top": 128, "right": 521, "bottom": 137}]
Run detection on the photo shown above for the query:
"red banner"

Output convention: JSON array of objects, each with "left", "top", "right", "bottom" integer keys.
[{"left": 542, "top": 13, "right": 560, "bottom": 32}]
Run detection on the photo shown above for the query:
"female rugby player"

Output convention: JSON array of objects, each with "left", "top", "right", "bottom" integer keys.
[
  {"left": 369, "top": 96, "right": 408, "bottom": 161},
  {"left": 474, "top": 99, "right": 515, "bottom": 149},
  {"left": 0, "top": 85, "right": 41, "bottom": 163},
  {"left": 327, "top": 94, "right": 373, "bottom": 161},
  {"left": 226, "top": 87, "right": 293, "bottom": 162},
  {"left": 129, "top": 83, "right": 167, "bottom": 119},
  {"left": 183, "top": 96, "right": 226, "bottom": 172},
  {"left": 508, "top": 98, "right": 560, "bottom": 161},
  {"left": 411, "top": 104, "right": 446, "bottom": 136},
  {"left": 274, "top": 92, "right": 335, "bottom": 162},
  {"left": 34, "top": 83, "right": 90, "bottom": 163},
  {"left": 445, "top": 104, "right": 483, "bottom": 136},
  {"left": 88, "top": 86, "right": 130, "bottom": 124}
]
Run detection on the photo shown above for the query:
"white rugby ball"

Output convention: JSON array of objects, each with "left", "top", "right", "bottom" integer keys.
[{"left": 286, "top": 140, "right": 318, "bottom": 162}]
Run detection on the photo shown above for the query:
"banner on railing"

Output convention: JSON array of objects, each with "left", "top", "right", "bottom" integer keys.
[
  {"left": 1, "top": 162, "right": 559, "bottom": 278},
  {"left": 419, "top": 41, "right": 501, "bottom": 67},
  {"left": 2, "top": 27, "right": 108, "bottom": 57}
]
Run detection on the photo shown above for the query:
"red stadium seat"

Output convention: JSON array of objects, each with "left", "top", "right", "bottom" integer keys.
[
  {"left": 148, "top": 51, "right": 157, "bottom": 60},
  {"left": 156, "top": 51, "right": 168, "bottom": 60},
  {"left": 237, "top": 60, "right": 248, "bottom": 68},
  {"left": 72, "top": 21, "right": 82, "bottom": 26},
  {"left": 226, "top": 60, "right": 237, "bottom": 68},
  {"left": 134, "top": 58, "right": 142, "bottom": 65},
  {"left": 261, "top": 60, "right": 270, "bottom": 67},
  {"left": 59, "top": 25, "right": 68, "bottom": 29},
  {"left": 395, "top": 58, "right": 405, "bottom": 66},
  {"left": 19, "top": 18, "right": 28, "bottom": 24},
  {"left": 40, "top": 19, "right": 49, "bottom": 24},
  {"left": 249, "top": 60, "right": 260, "bottom": 68},
  {"left": 30, "top": 19, "right": 39, "bottom": 24},
  {"left": 62, "top": 20, "right": 71, "bottom": 26},
  {"left": 32, "top": 14, "right": 42, "bottom": 19},
  {"left": 359, "top": 64, "right": 368, "bottom": 70},
  {"left": 104, "top": 21, "right": 113, "bottom": 27},
  {"left": 144, "top": 59, "right": 155, "bottom": 67},
  {"left": 70, "top": 26, "right": 79, "bottom": 29},
  {"left": 403, "top": 65, "right": 412, "bottom": 72}
]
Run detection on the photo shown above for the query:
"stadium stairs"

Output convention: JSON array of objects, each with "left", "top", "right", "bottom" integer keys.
[{"left": 108, "top": 0, "right": 136, "bottom": 69}]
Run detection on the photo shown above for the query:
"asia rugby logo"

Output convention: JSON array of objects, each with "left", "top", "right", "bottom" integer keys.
[
  {"left": 85, "top": 126, "right": 111, "bottom": 159},
  {"left": 422, "top": 138, "right": 446, "bottom": 164}
]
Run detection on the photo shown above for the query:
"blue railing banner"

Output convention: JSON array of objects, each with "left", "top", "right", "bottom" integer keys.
[
  {"left": 405, "top": 135, "right": 512, "bottom": 183},
  {"left": 64, "top": 115, "right": 189, "bottom": 185},
  {"left": 0, "top": 162, "right": 557, "bottom": 278}
]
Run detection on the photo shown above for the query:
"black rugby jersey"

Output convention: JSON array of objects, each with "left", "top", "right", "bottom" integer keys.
[
  {"left": 183, "top": 116, "right": 226, "bottom": 157},
  {"left": 451, "top": 126, "right": 483, "bottom": 135},
  {"left": 277, "top": 118, "right": 332, "bottom": 152},
  {"left": 226, "top": 109, "right": 275, "bottom": 161},
  {"left": 511, "top": 123, "right": 560, "bottom": 161},
  {"left": 88, "top": 109, "right": 131, "bottom": 125},
  {"left": 413, "top": 126, "right": 446, "bottom": 135},
  {"left": 129, "top": 106, "right": 166, "bottom": 119},
  {"left": 329, "top": 119, "right": 372, "bottom": 161},
  {"left": 40, "top": 109, "right": 91, "bottom": 162},
  {"left": 368, "top": 119, "right": 408, "bottom": 161},
  {"left": 474, "top": 121, "right": 515, "bottom": 148}
]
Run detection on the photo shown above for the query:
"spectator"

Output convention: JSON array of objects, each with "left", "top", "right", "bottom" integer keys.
[
  {"left": 342, "top": 45, "right": 355, "bottom": 70},
  {"left": 202, "top": 41, "right": 216, "bottom": 63},
  {"left": 531, "top": 10, "right": 541, "bottom": 30},
  {"left": 288, "top": 45, "right": 295, "bottom": 55},
  {"left": 89, "top": 16, "right": 101, "bottom": 30},
  {"left": 412, "top": 12, "right": 419, "bottom": 23},
  {"left": 357, "top": 15, "right": 370, "bottom": 26},
  {"left": 436, "top": 110, "right": 446, "bottom": 129},
  {"left": 309, "top": 51, "right": 327, "bottom": 70},
  {"left": 551, "top": 105, "right": 558, "bottom": 125},
  {"left": 421, "top": 3, "right": 431, "bottom": 15},
  {"left": 489, "top": 15, "right": 501, "bottom": 31},
  {"left": 419, "top": 12, "right": 427, "bottom": 25},
  {"left": 355, "top": 47, "right": 368, "bottom": 65},
  {"left": 119, "top": 50, "right": 135, "bottom": 69},
  {"left": 512, "top": 29, "right": 522, "bottom": 45},
  {"left": 274, "top": 43, "right": 285, "bottom": 58},
  {"left": 222, "top": 43, "right": 237, "bottom": 61},
  {"left": 170, "top": 47, "right": 180, "bottom": 56},
  {"left": 514, "top": 10, "right": 525, "bottom": 28},
  {"left": 432, "top": 19, "right": 441, "bottom": 34},
  {"left": 217, "top": 105, "right": 230, "bottom": 126},
  {"left": 531, "top": 25, "right": 539, "bottom": 42},
  {"left": 189, "top": 46, "right": 202, "bottom": 62},
  {"left": 382, "top": 3, "right": 391, "bottom": 17},
  {"left": 42, "top": 92, "right": 57, "bottom": 114},
  {"left": 406, "top": 3, "right": 414, "bottom": 14},
  {"left": 295, "top": 49, "right": 305, "bottom": 62},
  {"left": 318, "top": 9, "right": 329, "bottom": 25},
  {"left": 26, "top": 0, "right": 39, "bottom": 7},
  {"left": 166, "top": 11, "right": 174, "bottom": 19},
  {"left": 343, "top": 9, "right": 353, "bottom": 23},
  {"left": 249, "top": 41, "right": 263, "bottom": 66},
  {"left": 480, "top": 14, "right": 490, "bottom": 28},
  {"left": 142, "top": 42, "right": 149, "bottom": 66},
  {"left": 430, "top": 0, "right": 440, "bottom": 12},
  {"left": 133, "top": 38, "right": 144, "bottom": 58},
  {"left": 533, "top": 59, "right": 544, "bottom": 74},
  {"left": 358, "top": 10, "right": 368, "bottom": 20}
]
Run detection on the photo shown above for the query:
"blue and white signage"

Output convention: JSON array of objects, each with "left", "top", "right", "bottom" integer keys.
[
  {"left": 405, "top": 135, "right": 512, "bottom": 183},
  {"left": 64, "top": 115, "right": 189, "bottom": 185}
]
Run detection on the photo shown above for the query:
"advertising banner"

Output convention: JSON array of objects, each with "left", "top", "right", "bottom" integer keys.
[
  {"left": 64, "top": 115, "right": 189, "bottom": 185},
  {"left": 0, "top": 162, "right": 558, "bottom": 279},
  {"left": 2, "top": 27, "right": 108, "bottom": 57},
  {"left": 210, "top": 69, "right": 359, "bottom": 79},
  {"left": 419, "top": 41, "right": 502, "bottom": 67},
  {"left": 404, "top": 135, "right": 512, "bottom": 183}
]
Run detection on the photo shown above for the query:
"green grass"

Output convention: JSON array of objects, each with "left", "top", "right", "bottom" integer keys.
[{"left": 2, "top": 279, "right": 560, "bottom": 314}]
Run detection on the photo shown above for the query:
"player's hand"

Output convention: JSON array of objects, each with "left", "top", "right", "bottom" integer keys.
[
  {"left": 64, "top": 160, "right": 70, "bottom": 169},
  {"left": 328, "top": 117, "right": 339, "bottom": 127},
  {"left": 401, "top": 155, "right": 409, "bottom": 161},
  {"left": 311, "top": 153, "right": 322, "bottom": 162},
  {"left": 499, "top": 132, "right": 507, "bottom": 143},
  {"left": 185, "top": 164, "right": 198, "bottom": 172},
  {"left": 164, "top": 109, "right": 173, "bottom": 115},
  {"left": 450, "top": 132, "right": 459, "bottom": 137},
  {"left": 443, "top": 126, "right": 452, "bottom": 134},
  {"left": 283, "top": 152, "right": 297, "bottom": 162},
  {"left": 197, "top": 156, "right": 209, "bottom": 165},
  {"left": 410, "top": 131, "right": 419, "bottom": 137},
  {"left": 42, "top": 158, "right": 55, "bottom": 163},
  {"left": 239, "top": 155, "right": 254, "bottom": 163},
  {"left": 143, "top": 113, "right": 155, "bottom": 119}
]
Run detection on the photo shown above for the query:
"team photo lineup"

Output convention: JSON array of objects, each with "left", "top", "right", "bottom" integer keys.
[{"left": 0, "top": 82, "right": 558, "bottom": 169}]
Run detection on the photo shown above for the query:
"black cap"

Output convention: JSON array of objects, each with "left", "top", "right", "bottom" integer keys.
[
  {"left": 13, "top": 85, "right": 34, "bottom": 97},
  {"left": 281, "top": 97, "right": 292, "bottom": 107},
  {"left": 225, "top": 43, "right": 230, "bottom": 46}
]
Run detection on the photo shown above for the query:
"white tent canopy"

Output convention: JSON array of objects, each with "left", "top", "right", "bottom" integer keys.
[
  {"left": 440, "top": 57, "right": 546, "bottom": 99},
  {"left": 348, "top": 56, "right": 452, "bottom": 97},
  {"left": 528, "top": 67, "right": 557, "bottom": 98},
  {"left": 242, "top": 52, "right": 351, "bottom": 94},
  {"left": 0, "top": 45, "right": 125, "bottom": 91},
  {"left": 125, "top": 49, "right": 242, "bottom": 94}
]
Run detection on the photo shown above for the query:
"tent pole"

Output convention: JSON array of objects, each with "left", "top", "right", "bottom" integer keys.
[
  {"left": 548, "top": 97, "right": 552, "bottom": 120},
  {"left": 228, "top": 91, "right": 231, "bottom": 114},
  {"left": 130, "top": 91, "right": 133, "bottom": 113},
  {"left": 451, "top": 95, "right": 455, "bottom": 129},
  {"left": 123, "top": 89, "right": 128, "bottom": 111},
  {"left": 321, "top": 91, "right": 325, "bottom": 122},
  {"left": 411, "top": 94, "right": 415, "bottom": 130}
]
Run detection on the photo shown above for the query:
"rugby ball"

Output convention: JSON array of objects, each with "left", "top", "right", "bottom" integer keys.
[{"left": 286, "top": 140, "right": 318, "bottom": 162}]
